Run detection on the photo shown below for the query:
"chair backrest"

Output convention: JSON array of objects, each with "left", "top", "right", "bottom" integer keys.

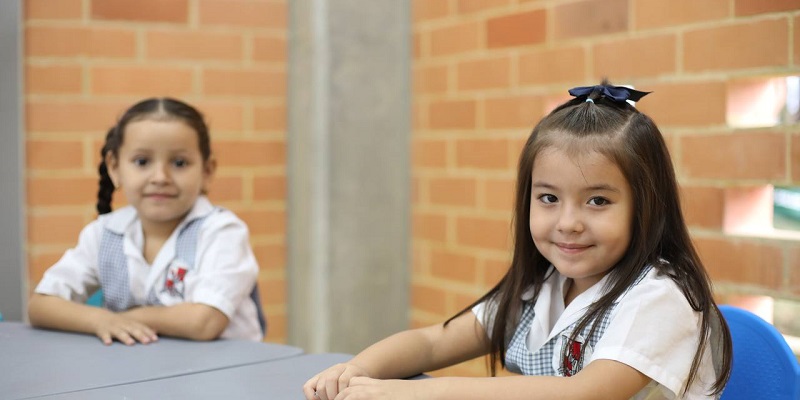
[{"left": 719, "top": 305, "right": 800, "bottom": 400}]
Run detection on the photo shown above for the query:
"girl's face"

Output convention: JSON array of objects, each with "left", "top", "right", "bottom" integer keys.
[
  {"left": 107, "top": 118, "right": 214, "bottom": 233},
  {"left": 529, "top": 146, "right": 633, "bottom": 297}
]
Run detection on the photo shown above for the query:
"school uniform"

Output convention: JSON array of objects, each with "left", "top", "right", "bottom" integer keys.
[
  {"left": 35, "top": 196, "right": 263, "bottom": 341},
  {"left": 473, "top": 266, "right": 720, "bottom": 399}
]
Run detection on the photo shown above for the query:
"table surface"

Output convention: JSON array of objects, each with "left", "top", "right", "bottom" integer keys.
[
  {"left": 37, "top": 353, "right": 356, "bottom": 400},
  {"left": 0, "top": 322, "right": 303, "bottom": 400}
]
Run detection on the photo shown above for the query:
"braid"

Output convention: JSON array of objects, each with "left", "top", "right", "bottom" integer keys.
[{"left": 96, "top": 128, "right": 117, "bottom": 215}]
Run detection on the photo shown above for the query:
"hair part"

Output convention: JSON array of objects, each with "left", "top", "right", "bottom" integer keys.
[
  {"left": 96, "top": 97, "right": 211, "bottom": 215},
  {"left": 446, "top": 82, "right": 732, "bottom": 395}
]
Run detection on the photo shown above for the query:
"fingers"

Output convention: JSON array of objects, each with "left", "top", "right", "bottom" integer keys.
[
  {"left": 303, "top": 363, "right": 360, "bottom": 400},
  {"left": 302, "top": 375, "right": 321, "bottom": 400},
  {"left": 95, "top": 317, "right": 158, "bottom": 345}
]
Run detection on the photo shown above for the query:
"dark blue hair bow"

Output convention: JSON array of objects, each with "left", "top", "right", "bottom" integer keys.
[{"left": 568, "top": 85, "right": 651, "bottom": 103}]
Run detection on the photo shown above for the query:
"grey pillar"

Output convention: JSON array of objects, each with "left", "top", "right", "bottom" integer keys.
[
  {"left": 288, "top": 0, "right": 411, "bottom": 353},
  {"left": 0, "top": 0, "right": 27, "bottom": 321}
]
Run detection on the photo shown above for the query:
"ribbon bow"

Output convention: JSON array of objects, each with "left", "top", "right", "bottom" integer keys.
[{"left": 568, "top": 85, "right": 651, "bottom": 103}]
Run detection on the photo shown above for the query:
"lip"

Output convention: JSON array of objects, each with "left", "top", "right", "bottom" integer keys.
[
  {"left": 555, "top": 242, "right": 592, "bottom": 253},
  {"left": 143, "top": 193, "right": 177, "bottom": 199}
]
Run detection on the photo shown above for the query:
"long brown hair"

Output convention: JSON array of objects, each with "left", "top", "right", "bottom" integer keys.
[{"left": 446, "top": 83, "right": 732, "bottom": 395}]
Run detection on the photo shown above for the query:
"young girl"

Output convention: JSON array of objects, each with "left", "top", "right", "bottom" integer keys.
[
  {"left": 29, "top": 98, "right": 265, "bottom": 344},
  {"left": 303, "top": 83, "right": 732, "bottom": 399}
]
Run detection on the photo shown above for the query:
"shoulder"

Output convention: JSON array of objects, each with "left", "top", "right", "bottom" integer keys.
[
  {"left": 616, "top": 267, "right": 692, "bottom": 312},
  {"left": 99, "top": 205, "right": 138, "bottom": 234}
]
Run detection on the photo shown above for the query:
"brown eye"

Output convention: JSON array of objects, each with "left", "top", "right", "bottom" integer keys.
[{"left": 588, "top": 197, "right": 610, "bottom": 206}]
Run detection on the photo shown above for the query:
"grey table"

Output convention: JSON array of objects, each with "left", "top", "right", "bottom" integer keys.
[
  {"left": 0, "top": 322, "right": 303, "bottom": 400},
  {"left": 36, "top": 353, "right": 354, "bottom": 399}
]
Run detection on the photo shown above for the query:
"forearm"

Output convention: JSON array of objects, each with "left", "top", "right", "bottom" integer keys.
[
  {"left": 122, "top": 303, "right": 228, "bottom": 341},
  {"left": 28, "top": 293, "right": 112, "bottom": 334}
]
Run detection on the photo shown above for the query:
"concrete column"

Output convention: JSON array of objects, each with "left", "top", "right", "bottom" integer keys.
[
  {"left": 0, "top": 0, "right": 27, "bottom": 321},
  {"left": 288, "top": 0, "right": 411, "bottom": 353}
]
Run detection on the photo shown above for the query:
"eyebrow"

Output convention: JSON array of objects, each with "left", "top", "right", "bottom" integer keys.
[{"left": 532, "top": 181, "right": 621, "bottom": 193}]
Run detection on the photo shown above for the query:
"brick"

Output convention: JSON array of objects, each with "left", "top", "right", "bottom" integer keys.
[
  {"left": 146, "top": 31, "right": 243, "bottom": 61},
  {"left": 25, "top": 65, "right": 82, "bottom": 95},
  {"left": 29, "top": 252, "right": 64, "bottom": 286},
  {"left": 430, "top": 249, "right": 478, "bottom": 283},
  {"left": 236, "top": 210, "right": 285, "bottom": 236},
  {"left": 214, "top": 140, "right": 285, "bottom": 167},
  {"left": 413, "top": 212, "right": 447, "bottom": 243},
  {"left": 635, "top": 82, "right": 726, "bottom": 127},
  {"left": 25, "top": 0, "right": 82, "bottom": 20},
  {"left": 413, "top": 0, "right": 450, "bottom": 22},
  {"left": 694, "top": 237, "right": 783, "bottom": 289},
  {"left": 429, "top": 100, "right": 477, "bottom": 130},
  {"left": 735, "top": 0, "right": 800, "bottom": 16},
  {"left": 792, "top": 133, "right": 800, "bottom": 183},
  {"left": 206, "top": 175, "right": 244, "bottom": 202},
  {"left": 429, "top": 177, "right": 478, "bottom": 207},
  {"left": 430, "top": 22, "right": 480, "bottom": 57},
  {"left": 457, "top": 0, "right": 512, "bottom": 14},
  {"left": 457, "top": 57, "right": 511, "bottom": 91},
  {"left": 789, "top": 247, "right": 800, "bottom": 295},
  {"left": 484, "top": 95, "right": 544, "bottom": 129},
  {"left": 413, "top": 139, "right": 447, "bottom": 169},
  {"left": 482, "top": 258, "right": 509, "bottom": 287},
  {"left": 456, "top": 216, "right": 511, "bottom": 250},
  {"left": 680, "top": 132, "right": 786, "bottom": 180},
  {"left": 484, "top": 178, "right": 515, "bottom": 211},
  {"left": 28, "top": 177, "right": 98, "bottom": 206},
  {"left": 414, "top": 65, "right": 449, "bottom": 95},
  {"left": 795, "top": 16, "right": 800, "bottom": 66},
  {"left": 91, "top": 0, "right": 188, "bottom": 23},
  {"left": 253, "top": 35, "right": 286, "bottom": 63},
  {"left": 411, "top": 284, "right": 448, "bottom": 315},
  {"left": 680, "top": 185, "right": 724, "bottom": 230},
  {"left": 684, "top": 19, "right": 789, "bottom": 72},
  {"left": 26, "top": 100, "right": 130, "bottom": 133},
  {"left": 456, "top": 139, "right": 511, "bottom": 170},
  {"left": 592, "top": 34, "right": 677, "bottom": 79},
  {"left": 192, "top": 101, "right": 245, "bottom": 132},
  {"left": 262, "top": 278, "right": 286, "bottom": 304},
  {"left": 253, "top": 104, "right": 287, "bottom": 132},
  {"left": 554, "top": 0, "right": 628, "bottom": 40},
  {"left": 253, "top": 175, "right": 286, "bottom": 201},
  {"left": 263, "top": 313, "right": 286, "bottom": 342},
  {"left": 253, "top": 243, "right": 286, "bottom": 272},
  {"left": 198, "top": 0, "right": 286, "bottom": 28},
  {"left": 518, "top": 47, "right": 585, "bottom": 86},
  {"left": 26, "top": 27, "right": 137, "bottom": 58},
  {"left": 27, "top": 140, "right": 84, "bottom": 170},
  {"left": 203, "top": 69, "right": 286, "bottom": 97},
  {"left": 28, "top": 214, "right": 86, "bottom": 245},
  {"left": 486, "top": 10, "right": 546, "bottom": 49},
  {"left": 634, "top": 0, "right": 729, "bottom": 30},
  {"left": 91, "top": 65, "right": 193, "bottom": 96}
]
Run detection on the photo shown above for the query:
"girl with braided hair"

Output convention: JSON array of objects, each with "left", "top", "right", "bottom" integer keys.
[
  {"left": 29, "top": 98, "right": 265, "bottom": 344},
  {"left": 304, "top": 82, "right": 732, "bottom": 400}
]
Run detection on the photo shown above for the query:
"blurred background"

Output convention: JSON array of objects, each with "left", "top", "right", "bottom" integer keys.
[{"left": 1, "top": 0, "right": 798, "bottom": 377}]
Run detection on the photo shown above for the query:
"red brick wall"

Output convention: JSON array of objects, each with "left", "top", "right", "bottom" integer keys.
[
  {"left": 412, "top": 0, "right": 800, "bottom": 376},
  {"left": 24, "top": 0, "right": 288, "bottom": 343}
]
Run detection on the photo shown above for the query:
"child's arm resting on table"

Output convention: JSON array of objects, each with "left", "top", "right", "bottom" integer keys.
[
  {"left": 303, "top": 311, "right": 490, "bottom": 400},
  {"left": 28, "top": 293, "right": 158, "bottom": 345},
  {"left": 121, "top": 303, "right": 228, "bottom": 341},
  {"left": 336, "top": 359, "right": 650, "bottom": 400}
]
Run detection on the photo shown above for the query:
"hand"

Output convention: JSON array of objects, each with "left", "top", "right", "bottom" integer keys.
[
  {"left": 93, "top": 310, "right": 159, "bottom": 345},
  {"left": 333, "top": 377, "right": 424, "bottom": 400},
  {"left": 303, "top": 363, "right": 371, "bottom": 400}
]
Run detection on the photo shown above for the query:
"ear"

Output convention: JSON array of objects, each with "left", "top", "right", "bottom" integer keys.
[
  {"left": 202, "top": 156, "right": 217, "bottom": 189},
  {"left": 104, "top": 151, "right": 121, "bottom": 189}
]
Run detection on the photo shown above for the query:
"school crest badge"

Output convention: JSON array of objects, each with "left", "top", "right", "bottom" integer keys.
[
  {"left": 163, "top": 259, "right": 190, "bottom": 299},
  {"left": 553, "top": 331, "right": 593, "bottom": 377}
]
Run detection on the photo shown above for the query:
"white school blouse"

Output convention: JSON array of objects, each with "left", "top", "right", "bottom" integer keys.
[
  {"left": 473, "top": 267, "right": 719, "bottom": 399},
  {"left": 35, "top": 196, "right": 262, "bottom": 341}
]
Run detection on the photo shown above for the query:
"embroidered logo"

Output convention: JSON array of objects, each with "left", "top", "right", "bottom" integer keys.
[
  {"left": 553, "top": 331, "right": 592, "bottom": 377},
  {"left": 162, "top": 259, "right": 190, "bottom": 299}
]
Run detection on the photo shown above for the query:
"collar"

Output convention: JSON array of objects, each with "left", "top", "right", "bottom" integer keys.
[{"left": 103, "top": 196, "right": 214, "bottom": 235}]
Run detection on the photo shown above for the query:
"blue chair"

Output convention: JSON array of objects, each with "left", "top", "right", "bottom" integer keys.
[{"left": 719, "top": 305, "right": 800, "bottom": 400}]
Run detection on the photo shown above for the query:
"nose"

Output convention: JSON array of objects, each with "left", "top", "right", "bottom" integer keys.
[
  {"left": 149, "top": 161, "right": 171, "bottom": 185},
  {"left": 556, "top": 204, "right": 584, "bottom": 234}
]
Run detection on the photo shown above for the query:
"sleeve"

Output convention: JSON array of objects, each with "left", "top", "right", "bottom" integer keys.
[
  {"left": 184, "top": 210, "right": 259, "bottom": 319},
  {"left": 34, "top": 220, "right": 102, "bottom": 303},
  {"left": 589, "top": 274, "right": 704, "bottom": 397}
]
